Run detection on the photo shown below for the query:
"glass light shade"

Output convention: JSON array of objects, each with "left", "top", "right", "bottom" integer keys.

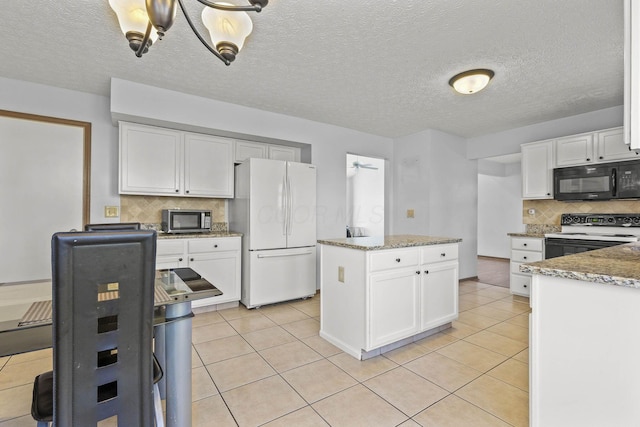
[
  {"left": 201, "top": 4, "right": 253, "bottom": 52},
  {"left": 449, "top": 69, "right": 494, "bottom": 95},
  {"left": 109, "top": 0, "right": 159, "bottom": 43}
]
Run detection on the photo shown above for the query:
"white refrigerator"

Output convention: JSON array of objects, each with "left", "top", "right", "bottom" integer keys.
[{"left": 230, "top": 158, "right": 317, "bottom": 308}]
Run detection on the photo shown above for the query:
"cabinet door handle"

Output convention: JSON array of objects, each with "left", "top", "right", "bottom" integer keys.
[
  {"left": 523, "top": 243, "right": 527, "bottom": 247},
  {"left": 214, "top": 244, "right": 218, "bottom": 248},
  {"left": 586, "top": 158, "right": 591, "bottom": 161},
  {"left": 395, "top": 258, "right": 401, "bottom": 262},
  {"left": 416, "top": 271, "right": 421, "bottom": 275},
  {"left": 178, "top": 257, "right": 183, "bottom": 262},
  {"left": 599, "top": 156, "right": 604, "bottom": 160},
  {"left": 175, "top": 189, "right": 179, "bottom": 193},
  {"left": 424, "top": 270, "right": 429, "bottom": 274},
  {"left": 440, "top": 253, "right": 446, "bottom": 257},
  {"left": 524, "top": 284, "right": 528, "bottom": 288},
  {"left": 186, "top": 190, "right": 190, "bottom": 194},
  {"left": 523, "top": 256, "right": 527, "bottom": 260},
  {"left": 190, "top": 258, "right": 194, "bottom": 262}
]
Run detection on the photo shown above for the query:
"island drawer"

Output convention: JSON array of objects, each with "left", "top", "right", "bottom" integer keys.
[
  {"left": 188, "top": 237, "right": 241, "bottom": 253},
  {"left": 511, "top": 237, "right": 543, "bottom": 251},
  {"left": 369, "top": 248, "right": 420, "bottom": 272},
  {"left": 511, "top": 250, "right": 543, "bottom": 263},
  {"left": 421, "top": 244, "right": 458, "bottom": 264}
]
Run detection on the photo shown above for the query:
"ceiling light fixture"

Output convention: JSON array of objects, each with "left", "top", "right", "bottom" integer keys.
[
  {"left": 448, "top": 69, "right": 495, "bottom": 95},
  {"left": 108, "top": 0, "right": 267, "bottom": 65}
]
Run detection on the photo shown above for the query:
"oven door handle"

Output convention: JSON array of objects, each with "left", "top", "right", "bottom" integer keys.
[{"left": 612, "top": 168, "right": 617, "bottom": 197}]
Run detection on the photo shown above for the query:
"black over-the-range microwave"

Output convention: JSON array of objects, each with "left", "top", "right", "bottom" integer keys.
[{"left": 553, "top": 159, "right": 640, "bottom": 201}]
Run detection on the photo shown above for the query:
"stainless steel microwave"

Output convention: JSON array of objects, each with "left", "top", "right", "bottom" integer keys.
[
  {"left": 553, "top": 160, "right": 640, "bottom": 201},
  {"left": 161, "top": 209, "right": 212, "bottom": 233}
]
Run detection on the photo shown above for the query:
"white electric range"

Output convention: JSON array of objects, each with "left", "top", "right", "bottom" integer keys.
[{"left": 544, "top": 213, "right": 640, "bottom": 259}]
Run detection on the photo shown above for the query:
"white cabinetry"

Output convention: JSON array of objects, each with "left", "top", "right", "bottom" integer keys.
[
  {"left": 555, "top": 133, "right": 593, "bottom": 167},
  {"left": 119, "top": 122, "right": 234, "bottom": 198},
  {"left": 234, "top": 140, "right": 300, "bottom": 163},
  {"left": 156, "top": 236, "right": 241, "bottom": 308},
  {"left": 554, "top": 128, "right": 638, "bottom": 167},
  {"left": 521, "top": 140, "right": 554, "bottom": 199},
  {"left": 320, "top": 242, "right": 459, "bottom": 359},
  {"left": 235, "top": 141, "right": 267, "bottom": 163},
  {"left": 420, "top": 244, "right": 459, "bottom": 330},
  {"left": 596, "top": 127, "right": 639, "bottom": 162},
  {"left": 509, "top": 236, "right": 544, "bottom": 297},
  {"left": 625, "top": 0, "right": 640, "bottom": 149}
]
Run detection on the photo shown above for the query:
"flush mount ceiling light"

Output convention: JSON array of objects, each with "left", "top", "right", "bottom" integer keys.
[
  {"left": 108, "top": 0, "right": 267, "bottom": 65},
  {"left": 448, "top": 69, "right": 495, "bottom": 95}
]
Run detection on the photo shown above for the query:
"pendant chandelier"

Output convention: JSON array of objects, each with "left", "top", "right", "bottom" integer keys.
[{"left": 108, "top": 0, "right": 268, "bottom": 65}]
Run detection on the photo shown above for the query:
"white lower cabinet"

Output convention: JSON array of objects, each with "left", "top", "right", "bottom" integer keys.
[
  {"left": 157, "top": 237, "right": 241, "bottom": 308},
  {"left": 369, "top": 268, "right": 420, "bottom": 349},
  {"left": 510, "top": 236, "right": 544, "bottom": 297},
  {"left": 320, "top": 242, "right": 459, "bottom": 359}
]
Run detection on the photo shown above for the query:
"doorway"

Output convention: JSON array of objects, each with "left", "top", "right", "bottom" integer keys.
[{"left": 346, "top": 154, "right": 384, "bottom": 237}]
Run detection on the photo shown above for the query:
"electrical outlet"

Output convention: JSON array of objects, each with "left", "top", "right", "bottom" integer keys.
[
  {"left": 338, "top": 266, "right": 345, "bottom": 283},
  {"left": 407, "top": 209, "right": 415, "bottom": 218},
  {"left": 528, "top": 208, "right": 536, "bottom": 215},
  {"left": 105, "top": 206, "right": 119, "bottom": 218}
]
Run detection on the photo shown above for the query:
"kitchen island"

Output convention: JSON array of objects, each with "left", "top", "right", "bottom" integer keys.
[
  {"left": 521, "top": 243, "right": 640, "bottom": 426},
  {"left": 318, "top": 235, "right": 461, "bottom": 360}
]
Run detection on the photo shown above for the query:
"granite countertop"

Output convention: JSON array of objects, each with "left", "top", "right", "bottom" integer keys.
[
  {"left": 317, "top": 234, "right": 462, "bottom": 251},
  {"left": 521, "top": 242, "right": 640, "bottom": 288},
  {"left": 158, "top": 231, "right": 242, "bottom": 239},
  {"left": 508, "top": 232, "right": 547, "bottom": 238}
]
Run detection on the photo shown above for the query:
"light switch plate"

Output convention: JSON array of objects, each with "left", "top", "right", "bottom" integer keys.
[
  {"left": 105, "top": 206, "right": 119, "bottom": 218},
  {"left": 338, "top": 266, "right": 344, "bottom": 283},
  {"left": 407, "top": 209, "right": 415, "bottom": 218}
]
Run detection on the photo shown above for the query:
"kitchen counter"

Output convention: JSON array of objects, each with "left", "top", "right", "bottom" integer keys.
[
  {"left": 319, "top": 236, "right": 460, "bottom": 359},
  {"left": 158, "top": 231, "right": 242, "bottom": 239},
  {"left": 521, "top": 242, "right": 640, "bottom": 288},
  {"left": 317, "top": 234, "right": 461, "bottom": 251},
  {"left": 507, "top": 232, "right": 546, "bottom": 238}
]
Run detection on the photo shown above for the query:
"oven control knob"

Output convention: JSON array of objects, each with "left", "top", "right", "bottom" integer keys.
[
  {"left": 608, "top": 217, "right": 615, "bottom": 223},
  {"left": 572, "top": 216, "right": 581, "bottom": 223},
  {"left": 624, "top": 217, "right": 632, "bottom": 224},
  {"left": 634, "top": 217, "right": 640, "bottom": 224}
]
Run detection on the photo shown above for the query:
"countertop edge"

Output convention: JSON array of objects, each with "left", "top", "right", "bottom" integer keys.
[{"left": 317, "top": 235, "right": 462, "bottom": 251}]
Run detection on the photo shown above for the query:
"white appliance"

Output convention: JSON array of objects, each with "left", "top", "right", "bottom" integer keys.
[{"left": 230, "top": 158, "right": 317, "bottom": 308}]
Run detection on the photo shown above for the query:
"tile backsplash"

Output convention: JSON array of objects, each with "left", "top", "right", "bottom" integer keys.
[
  {"left": 120, "top": 195, "right": 226, "bottom": 225},
  {"left": 523, "top": 199, "right": 640, "bottom": 225}
]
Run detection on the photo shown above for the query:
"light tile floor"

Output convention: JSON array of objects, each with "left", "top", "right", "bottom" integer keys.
[{"left": 0, "top": 280, "right": 530, "bottom": 426}]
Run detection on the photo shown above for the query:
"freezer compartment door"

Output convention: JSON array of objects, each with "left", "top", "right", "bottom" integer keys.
[
  {"left": 243, "top": 247, "right": 317, "bottom": 308},
  {"left": 286, "top": 162, "right": 317, "bottom": 248}
]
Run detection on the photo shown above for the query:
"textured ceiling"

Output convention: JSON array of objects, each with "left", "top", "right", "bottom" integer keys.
[{"left": 0, "top": 1, "right": 624, "bottom": 138}]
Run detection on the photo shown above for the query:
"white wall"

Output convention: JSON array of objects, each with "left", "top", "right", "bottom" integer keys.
[
  {"left": 477, "top": 161, "right": 524, "bottom": 258},
  {"left": 0, "top": 77, "right": 119, "bottom": 223},
  {"left": 393, "top": 129, "right": 478, "bottom": 279}
]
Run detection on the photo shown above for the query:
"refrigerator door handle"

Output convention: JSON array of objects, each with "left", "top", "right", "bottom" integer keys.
[
  {"left": 257, "top": 250, "right": 313, "bottom": 258},
  {"left": 282, "top": 175, "right": 288, "bottom": 236},
  {"left": 287, "top": 176, "right": 293, "bottom": 236}
]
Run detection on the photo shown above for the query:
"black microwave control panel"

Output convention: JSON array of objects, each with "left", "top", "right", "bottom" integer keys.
[{"left": 561, "top": 213, "right": 640, "bottom": 226}]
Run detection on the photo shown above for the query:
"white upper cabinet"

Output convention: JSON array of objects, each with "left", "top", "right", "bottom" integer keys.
[
  {"left": 268, "top": 145, "right": 299, "bottom": 162},
  {"left": 234, "top": 140, "right": 300, "bottom": 163},
  {"left": 555, "top": 133, "right": 593, "bottom": 167},
  {"left": 625, "top": 0, "right": 640, "bottom": 149},
  {"left": 119, "top": 122, "right": 234, "bottom": 198},
  {"left": 184, "top": 133, "right": 234, "bottom": 198},
  {"left": 119, "top": 122, "right": 182, "bottom": 195},
  {"left": 596, "top": 127, "right": 640, "bottom": 162},
  {"left": 235, "top": 140, "right": 267, "bottom": 163},
  {"left": 521, "top": 140, "right": 554, "bottom": 199}
]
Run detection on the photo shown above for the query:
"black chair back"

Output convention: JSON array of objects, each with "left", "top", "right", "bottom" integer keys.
[{"left": 51, "top": 230, "right": 157, "bottom": 426}]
